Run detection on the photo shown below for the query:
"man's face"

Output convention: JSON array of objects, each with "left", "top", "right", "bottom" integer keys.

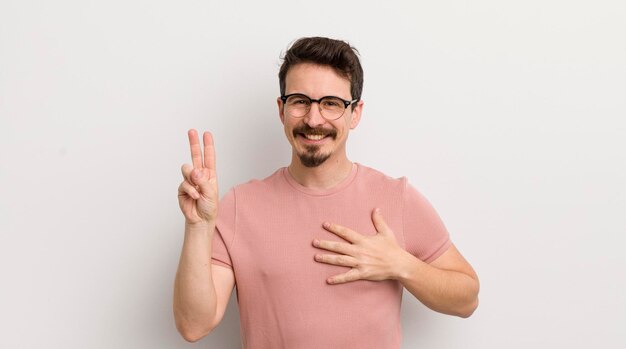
[{"left": 277, "top": 63, "right": 363, "bottom": 168}]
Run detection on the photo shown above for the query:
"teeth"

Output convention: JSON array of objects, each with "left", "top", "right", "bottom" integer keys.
[{"left": 304, "top": 134, "right": 325, "bottom": 140}]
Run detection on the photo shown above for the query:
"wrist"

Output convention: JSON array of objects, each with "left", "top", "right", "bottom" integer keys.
[
  {"left": 393, "top": 249, "right": 423, "bottom": 282},
  {"left": 185, "top": 220, "right": 215, "bottom": 234}
]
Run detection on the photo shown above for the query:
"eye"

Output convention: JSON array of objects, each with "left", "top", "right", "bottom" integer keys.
[
  {"left": 322, "top": 98, "right": 343, "bottom": 108},
  {"left": 287, "top": 96, "right": 310, "bottom": 105}
]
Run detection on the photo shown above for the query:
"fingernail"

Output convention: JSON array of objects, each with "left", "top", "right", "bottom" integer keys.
[
  {"left": 323, "top": 222, "right": 330, "bottom": 229},
  {"left": 375, "top": 208, "right": 380, "bottom": 214}
]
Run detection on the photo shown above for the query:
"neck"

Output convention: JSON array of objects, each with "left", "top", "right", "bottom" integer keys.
[{"left": 287, "top": 153, "right": 354, "bottom": 190}]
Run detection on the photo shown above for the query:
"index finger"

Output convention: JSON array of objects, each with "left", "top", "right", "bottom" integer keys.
[
  {"left": 323, "top": 222, "right": 363, "bottom": 243},
  {"left": 203, "top": 131, "right": 216, "bottom": 173},
  {"left": 188, "top": 129, "right": 203, "bottom": 168}
]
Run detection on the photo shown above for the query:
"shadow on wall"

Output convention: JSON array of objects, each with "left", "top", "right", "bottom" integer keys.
[{"left": 217, "top": 91, "right": 289, "bottom": 188}]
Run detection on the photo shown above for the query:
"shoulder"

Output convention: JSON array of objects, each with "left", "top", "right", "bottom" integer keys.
[
  {"left": 221, "top": 167, "right": 286, "bottom": 201},
  {"left": 354, "top": 163, "right": 408, "bottom": 193}
]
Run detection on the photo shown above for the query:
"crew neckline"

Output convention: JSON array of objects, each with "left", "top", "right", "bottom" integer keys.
[{"left": 282, "top": 162, "right": 359, "bottom": 196}]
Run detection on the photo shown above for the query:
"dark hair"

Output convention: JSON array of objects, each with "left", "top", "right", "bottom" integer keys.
[{"left": 278, "top": 37, "right": 363, "bottom": 109}]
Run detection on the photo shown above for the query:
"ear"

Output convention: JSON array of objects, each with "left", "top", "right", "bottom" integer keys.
[
  {"left": 277, "top": 97, "right": 285, "bottom": 124},
  {"left": 349, "top": 100, "right": 364, "bottom": 129}
]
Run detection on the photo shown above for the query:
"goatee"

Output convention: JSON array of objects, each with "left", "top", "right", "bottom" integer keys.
[
  {"left": 298, "top": 144, "right": 331, "bottom": 167},
  {"left": 293, "top": 124, "right": 336, "bottom": 167}
]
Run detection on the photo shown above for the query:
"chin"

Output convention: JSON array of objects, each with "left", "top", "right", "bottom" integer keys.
[{"left": 297, "top": 150, "right": 332, "bottom": 168}]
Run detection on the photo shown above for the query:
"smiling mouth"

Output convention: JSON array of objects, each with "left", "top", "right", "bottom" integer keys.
[
  {"left": 293, "top": 125, "right": 337, "bottom": 142},
  {"left": 299, "top": 133, "right": 329, "bottom": 141}
]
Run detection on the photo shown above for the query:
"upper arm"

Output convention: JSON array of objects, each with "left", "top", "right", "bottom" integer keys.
[
  {"left": 210, "top": 264, "right": 236, "bottom": 328},
  {"left": 429, "top": 243, "right": 479, "bottom": 283}
]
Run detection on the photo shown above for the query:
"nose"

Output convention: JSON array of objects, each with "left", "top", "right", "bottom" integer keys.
[{"left": 303, "top": 102, "right": 326, "bottom": 127}]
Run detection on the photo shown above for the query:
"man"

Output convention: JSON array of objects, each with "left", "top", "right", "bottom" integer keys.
[{"left": 174, "top": 37, "right": 479, "bottom": 348}]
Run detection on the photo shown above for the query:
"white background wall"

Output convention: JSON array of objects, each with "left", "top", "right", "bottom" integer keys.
[{"left": 1, "top": 0, "right": 625, "bottom": 348}]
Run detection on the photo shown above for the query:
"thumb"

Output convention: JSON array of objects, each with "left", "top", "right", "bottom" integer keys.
[{"left": 372, "top": 208, "right": 392, "bottom": 236}]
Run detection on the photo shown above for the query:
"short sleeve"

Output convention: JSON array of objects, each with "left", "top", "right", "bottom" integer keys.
[
  {"left": 211, "top": 188, "right": 236, "bottom": 269},
  {"left": 402, "top": 179, "right": 452, "bottom": 263}
]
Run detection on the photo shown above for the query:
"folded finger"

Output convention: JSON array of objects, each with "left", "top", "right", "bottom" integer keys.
[
  {"left": 181, "top": 163, "right": 194, "bottom": 182},
  {"left": 178, "top": 180, "right": 200, "bottom": 199}
]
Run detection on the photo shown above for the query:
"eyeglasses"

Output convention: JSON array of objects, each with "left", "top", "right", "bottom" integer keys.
[{"left": 280, "top": 93, "right": 358, "bottom": 121}]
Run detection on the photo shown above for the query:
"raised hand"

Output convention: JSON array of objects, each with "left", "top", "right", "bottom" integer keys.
[{"left": 178, "top": 129, "right": 219, "bottom": 225}]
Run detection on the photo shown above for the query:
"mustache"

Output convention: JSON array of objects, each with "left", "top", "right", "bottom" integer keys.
[{"left": 293, "top": 125, "right": 337, "bottom": 139}]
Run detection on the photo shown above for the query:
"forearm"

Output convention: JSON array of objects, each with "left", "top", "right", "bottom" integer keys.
[
  {"left": 395, "top": 251, "right": 479, "bottom": 318},
  {"left": 173, "top": 221, "right": 219, "bottom": 336}
]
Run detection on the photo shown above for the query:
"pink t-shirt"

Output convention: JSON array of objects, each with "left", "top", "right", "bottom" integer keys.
[{"left": 212, "top": 163, "right": 452, "bottom": 349}]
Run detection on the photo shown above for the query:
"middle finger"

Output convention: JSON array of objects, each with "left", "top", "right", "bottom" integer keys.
[{"left": 313, "top": 239, "right": 354, "bottom": 256}]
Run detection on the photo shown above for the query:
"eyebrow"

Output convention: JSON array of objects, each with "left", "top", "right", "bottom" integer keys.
[{"left": 284, "top": 92, "right": 352, "bottom": 100}]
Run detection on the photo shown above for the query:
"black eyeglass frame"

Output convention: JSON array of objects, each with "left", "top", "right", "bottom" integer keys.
[{"left": 280, "top": 93, "right": 359, "bottom": 120}]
